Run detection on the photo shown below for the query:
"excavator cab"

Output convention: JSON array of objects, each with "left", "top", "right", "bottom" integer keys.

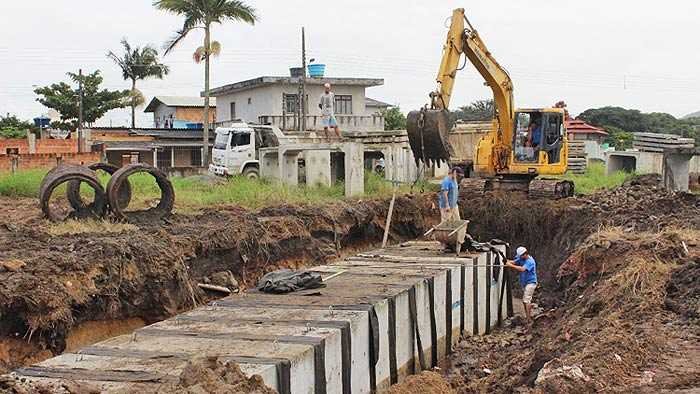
[{"left": 512, "top": 110, "right": 565, "bottom": 165}]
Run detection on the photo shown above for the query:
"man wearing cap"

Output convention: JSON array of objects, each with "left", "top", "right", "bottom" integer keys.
[
  {"left": 506, "top": 246, "right": 538, "bottom": 324},
  {"left": 438, "top": 167, "right": 463, "bottom": 222},
  {"left": 319, "top": 83, "right": 341, "bottom": 140}
]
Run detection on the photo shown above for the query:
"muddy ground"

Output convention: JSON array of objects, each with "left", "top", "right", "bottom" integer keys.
[
  {"left": 444, "top": 175, "right": 700, "bottom": 393},
  {"left": 0, "top": 194, "right": 436, "bottom": 373}
]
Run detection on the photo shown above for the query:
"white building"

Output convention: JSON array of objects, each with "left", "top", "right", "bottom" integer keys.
[{"left": 209, "top": 76, "right": 387, "bottom": 132}]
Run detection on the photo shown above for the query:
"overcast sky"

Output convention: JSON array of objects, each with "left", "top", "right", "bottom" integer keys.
[{"left": 1, "top": 0, "right": 699, "bottom": 127}]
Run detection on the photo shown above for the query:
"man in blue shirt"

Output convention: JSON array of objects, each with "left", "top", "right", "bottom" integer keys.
[
  {"left": 527, "top": 119, "right": 542, "bottom": 148},
  {"left": 506, "top": 246, "right": 538, "bottom": 324},
  {"left": 438, "top": 167, "right": 463, "bottom": 222}
]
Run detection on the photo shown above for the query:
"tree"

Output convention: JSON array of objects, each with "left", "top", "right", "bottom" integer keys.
[
  {"left": 34, "top": 71, "right": 130, "bottom": 130},
  {"left": 602, "top": 125, "right": 633, "bottom": 150},
  {"left": 450, "top": 99, "right": 494, "bottom": 123},
  {"left": 382, "top": 107, "right": 406, "bottom": 130},
  {"left": 107, "top": 39, "right": 169, "bottom": 128},
  {"left": 0, "top": 114, "right": 36, "bottom": 138},
  {"left": 154, "top": 0, "right": 258, "bottom": 166}
]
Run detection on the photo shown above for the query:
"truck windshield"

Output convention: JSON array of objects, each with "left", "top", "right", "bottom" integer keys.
[{"left": 214, "top": 132, "right": 229, "bottom": 150}]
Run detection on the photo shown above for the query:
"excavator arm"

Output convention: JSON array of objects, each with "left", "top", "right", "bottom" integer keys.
[{"left": 407, "top": 8, "right": 515, "bottom": 169}]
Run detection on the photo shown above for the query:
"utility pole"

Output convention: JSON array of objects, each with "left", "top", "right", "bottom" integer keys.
[
  {"left": 78, "top": 68, "right": 84, "bottom": 153},
  {"left": 299, "top": 27, "right": 307, "bottom": 132}
]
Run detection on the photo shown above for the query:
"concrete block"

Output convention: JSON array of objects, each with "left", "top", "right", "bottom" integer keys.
[
  {"left": 260, "top": 150, "right": 280, "bottom": 179},
  {"left": 342, "top": 142, "right": 364, "bottom": 197},
  {"left": 279, "top": 150, "right": 299, "bottom": 186},
  {"left": 305, "top": 150, "right": 332, "bottom": 187},
  {"left": 664, "top": 153, "right": 692, "bottom": 192}
]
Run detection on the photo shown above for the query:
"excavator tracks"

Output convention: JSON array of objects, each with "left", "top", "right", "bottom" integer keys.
[{"left": 460, "top": 177, "right": 574, "bottom": 199}]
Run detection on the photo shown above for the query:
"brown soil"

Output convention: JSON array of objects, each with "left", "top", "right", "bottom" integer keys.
[
  {"left": 447, "top": 176, "right": 700, "bottom": 393},
  {"left": 0, "top": 194, "right": 436, "bottom": 373},
  {"left": 0, "top": 357, "right": 275, "bottom": 394},
  {"left": 388, "top": 371, "right": 455, "bottom": 394}
]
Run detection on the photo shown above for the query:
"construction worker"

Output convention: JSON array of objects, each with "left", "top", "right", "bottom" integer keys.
[
  {"left": 438, "top": 167, "right": 463, "bottom": 222},
  {"left": 319, "top": 83, "right": 341, "bottom": 141},
  {"left": 506, "top": 246, "right": 538, "bottom": 324}
]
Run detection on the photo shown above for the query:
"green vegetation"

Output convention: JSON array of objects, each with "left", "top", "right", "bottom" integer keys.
[
  {"left": 562, "top": 162, "right": 633, "bottom": 195},
  {"left": 0, "top": 169, "right": 431, "bottom": 211},
  {"left": 0, "top": 114, "right": 36, "bottom": 139},
  {"left": 34, "top": 70, "right": 130, "bottom": 130},
  {"left": 450, "top": 99, "right": 494, "bottom": 123},
  {"left": 578, "top": 106, "right": 700, "bottom": 148},
  {"left": 382, "top": 107, "right": 407, "bottom": 130}
]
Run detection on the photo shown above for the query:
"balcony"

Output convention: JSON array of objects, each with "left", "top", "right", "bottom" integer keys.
[{"left": 258, "top": 114, "right": 385, "bottom": 132}]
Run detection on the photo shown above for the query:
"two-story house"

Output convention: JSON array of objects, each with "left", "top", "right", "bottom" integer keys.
[
  {"left": 144, "top": 96, "right": 217, "bottom": 129},
  {"left": 208, "top": 76, "right": 386, "bottom": 132}
]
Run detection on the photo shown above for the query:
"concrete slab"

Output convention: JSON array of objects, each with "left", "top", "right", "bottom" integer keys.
[{"left": 11, "top": 242, "right": 510, "bottom": 394}]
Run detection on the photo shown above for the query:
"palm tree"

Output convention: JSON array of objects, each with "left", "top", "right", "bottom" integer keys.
[
  {"left": 154, "top": 0, "right": 258, "bottom": 166},
  {"left": 107, "top": 39, "right": 169, "bottom": 128}
]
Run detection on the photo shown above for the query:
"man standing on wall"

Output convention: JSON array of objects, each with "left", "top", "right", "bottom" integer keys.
[
  {"left": 506, "top": 246, "right": 538, "bottom": 325},
  {"left": 319, "top": 83, "right": 341, "bottom": 141},
  {"left": 438, "top": 167, "right": 463, "bottom": 222}
]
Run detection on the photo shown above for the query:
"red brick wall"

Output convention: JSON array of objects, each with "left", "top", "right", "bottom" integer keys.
[
  {"left": 0, "top": 138, "right": 81, "bottom": 155},
  {"left": 0, "top": 152, "right": 102, "bottom": 172}
]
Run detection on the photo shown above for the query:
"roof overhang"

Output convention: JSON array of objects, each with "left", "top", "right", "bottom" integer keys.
[{"left": 209, "top": 76, "right": 384, "bottom": 97}]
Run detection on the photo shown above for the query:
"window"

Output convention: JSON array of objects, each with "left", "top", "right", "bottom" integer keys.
[
  {"left": 230, "top": 102, "right": 236, "bottom": 120},
  {"left": 190, "top": 147, "right": 202, "bottom": 166},
  {"left": 284, "top": 94, "right": 299, "bottom": 114},
  {"left": 232, "top": 132, "right": 251, "bottom": 147},
  {"left": 247, "top": 97, "right": 252, "bottom": 105},
  {"left": 334, "top": 95, "right": 352, "bottom": 114}
]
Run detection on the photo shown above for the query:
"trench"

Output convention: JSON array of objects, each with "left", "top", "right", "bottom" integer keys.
[{"left": 0, "top": 194, "right": 437, "bottom": 373}]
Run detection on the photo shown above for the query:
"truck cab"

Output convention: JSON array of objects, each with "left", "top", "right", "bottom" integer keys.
[{"left": 209, "top": 122, "right": 281, "bottom": 178}]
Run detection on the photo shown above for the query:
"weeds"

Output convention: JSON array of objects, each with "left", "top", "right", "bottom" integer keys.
[
  {"left": 46, "top": 219, "right": 137, "bottom": 236},
  {"left": 0, "top": 168, "right": 432, "bottom": 210},
  {"left": 562, "top": 162, "right": 633, "bottom": 195}
]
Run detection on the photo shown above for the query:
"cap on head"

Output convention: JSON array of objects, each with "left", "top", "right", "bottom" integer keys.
[
  {"left": 451, "top": 167, "right": 464, "bottom": 175},
  {"left": 516, "top": 246, "right": 527, "bottom": 257},
  {"left": 324, "top": 83, "right": 331, "bottom": 88}
]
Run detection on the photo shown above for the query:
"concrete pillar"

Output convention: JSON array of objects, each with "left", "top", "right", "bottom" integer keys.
[
  {"left": 27, "top": 133, "right": 36, "bottom": 154},
  {"left": 153, "top": 149, "right": 158, "bottom": 168},
  {"left": 343, "top": 142, "right": 364, "bottom": 197},
  {"left": 260, "top": 151, "right": 280, "bottom": 179},
  {"left": 381, "top": 147, "right": 393, "bottom": 180},
  {"left": 279, "top": 149, "right": 299, "bottom": 186},
  {"left": 663, "top": 153, "right": 692, "bottom": 192},
  {"left": 305, "top": 150, "right": 332, "bottom": 187},
  {"left": 170, "top": 147, "right": 175, "bottom": 168}
]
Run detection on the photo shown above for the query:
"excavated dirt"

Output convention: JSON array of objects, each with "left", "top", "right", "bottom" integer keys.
[
  {"left": 0, "top": 194, "right": 436, "bottom": 373},
  {"left": 447, "top": 175, "right": 700, "bottom": 393}
]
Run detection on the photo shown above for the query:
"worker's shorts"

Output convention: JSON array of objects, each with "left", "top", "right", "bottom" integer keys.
[
  {"left": 440, "top": 204, "right": 460, "bottom": 222},
  {"left": 522, "top": 283, "right": 537, "bottom": 304},
  {"left": 322, "top": 115, "right": 338, "bottom": 128}
]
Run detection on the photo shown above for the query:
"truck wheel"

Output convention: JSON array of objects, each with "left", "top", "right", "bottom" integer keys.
[{"left": 242, "top": 166, "right": 260, "bottom": 179}]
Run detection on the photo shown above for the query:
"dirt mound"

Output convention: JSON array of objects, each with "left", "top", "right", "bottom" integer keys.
[
  {"left": 447, "top": 174, "right": 700, "bottom": 393},
  {"left": 0, "top": 194, "right": 435, "bottom": 372},
  {"left": 160, "top": 357, "right": 275, "bottom": 393},
  {"left": 447, "top": 227, "right": 699, "bottom": 392},
  {"left": 388, "top": 371, "right": 455, "bottom": 394}
]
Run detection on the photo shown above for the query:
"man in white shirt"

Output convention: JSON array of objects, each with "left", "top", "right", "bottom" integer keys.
[{"left": 319, "top": 83, "right": 341, "bottom": 140}]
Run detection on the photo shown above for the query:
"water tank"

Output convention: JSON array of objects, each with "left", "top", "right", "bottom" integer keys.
[
  {"left": 33, "top": 115, "right": 51, "bottom": 128},
  {"left": 308, "top": 64, "right": 326, "bottom": 78}
]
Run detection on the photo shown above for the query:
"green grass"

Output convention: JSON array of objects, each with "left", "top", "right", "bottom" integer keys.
[
  {"left": 562, "top": 162, "right": 633, "bottom": 195},
  {"left": 0, "top": 168, "right": 432, "bottom": 210}
]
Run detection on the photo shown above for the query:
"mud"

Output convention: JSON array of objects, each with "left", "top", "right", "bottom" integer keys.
[
  {"left": 0, "top": 194, "right": 435, "bottom": 372},
  {"left": 448, "top": 176, "right": 700, "bottom": 393}
]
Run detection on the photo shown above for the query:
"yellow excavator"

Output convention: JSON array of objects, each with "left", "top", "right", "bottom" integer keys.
[{"left": 407, "top": 8, "right": 574, "bottom": 198}]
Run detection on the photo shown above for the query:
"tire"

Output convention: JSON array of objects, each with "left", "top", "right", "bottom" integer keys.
[
  {"left": 242, "top": 166, "right": 260, "bottom": 180},
  {"left": 39, "top": 164, "right": 107, "bottom": 222},
  {"left": 106, "top": 163, "right": 174, "bottom": 221},
  {"left": 67, "top": 162, "right": 132, "bottom": 211}
]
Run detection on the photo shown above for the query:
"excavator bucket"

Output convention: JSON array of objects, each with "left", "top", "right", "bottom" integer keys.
[{"left": 406, "top": 109, "right": 455, "bottom": 167}]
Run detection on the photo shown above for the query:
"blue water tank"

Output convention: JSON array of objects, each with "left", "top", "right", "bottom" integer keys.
[
  {"left": 33, "top": 116, "right": 50, "bottom": 128},
  {"left": 308, "top": 64, "right": 326, "bottom": 78}
]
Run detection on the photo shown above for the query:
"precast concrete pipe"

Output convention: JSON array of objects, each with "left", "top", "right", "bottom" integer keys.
[
  {"left": 66, "top": 162, "right": 132, "bottom": 212},
  {"left": 39, "top": 164, "right": 107, "bottom": 222},
  {"left": 106, "top": 163, "right": 174, "bottom": 221}
]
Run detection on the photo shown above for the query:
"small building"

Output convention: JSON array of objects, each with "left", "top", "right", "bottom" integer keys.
[
  {"left": 365, "top": 97, "right": 393, "bottom": 115},
  {"left": 144, "top": 96, "right": 217, "bottom": 129},
  {"left": 87, "top": 127, "right": 212, "bottom": 175},
  {"left": 566, "top": 119, "right": 608, "bottom": 143},
  {"left": 209, "top": 76, "right": 386, "bottom": 132}
]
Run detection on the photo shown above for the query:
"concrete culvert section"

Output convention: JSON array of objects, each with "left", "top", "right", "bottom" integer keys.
[
  {"left": 106, "top": 163, "right": 174, "bottom": 221},
  {"left": 66, "top": 162, "right": 132, "bottom": 211},
  {"left": 38, "top": 164, "right": 107, "bottom": 222}
]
